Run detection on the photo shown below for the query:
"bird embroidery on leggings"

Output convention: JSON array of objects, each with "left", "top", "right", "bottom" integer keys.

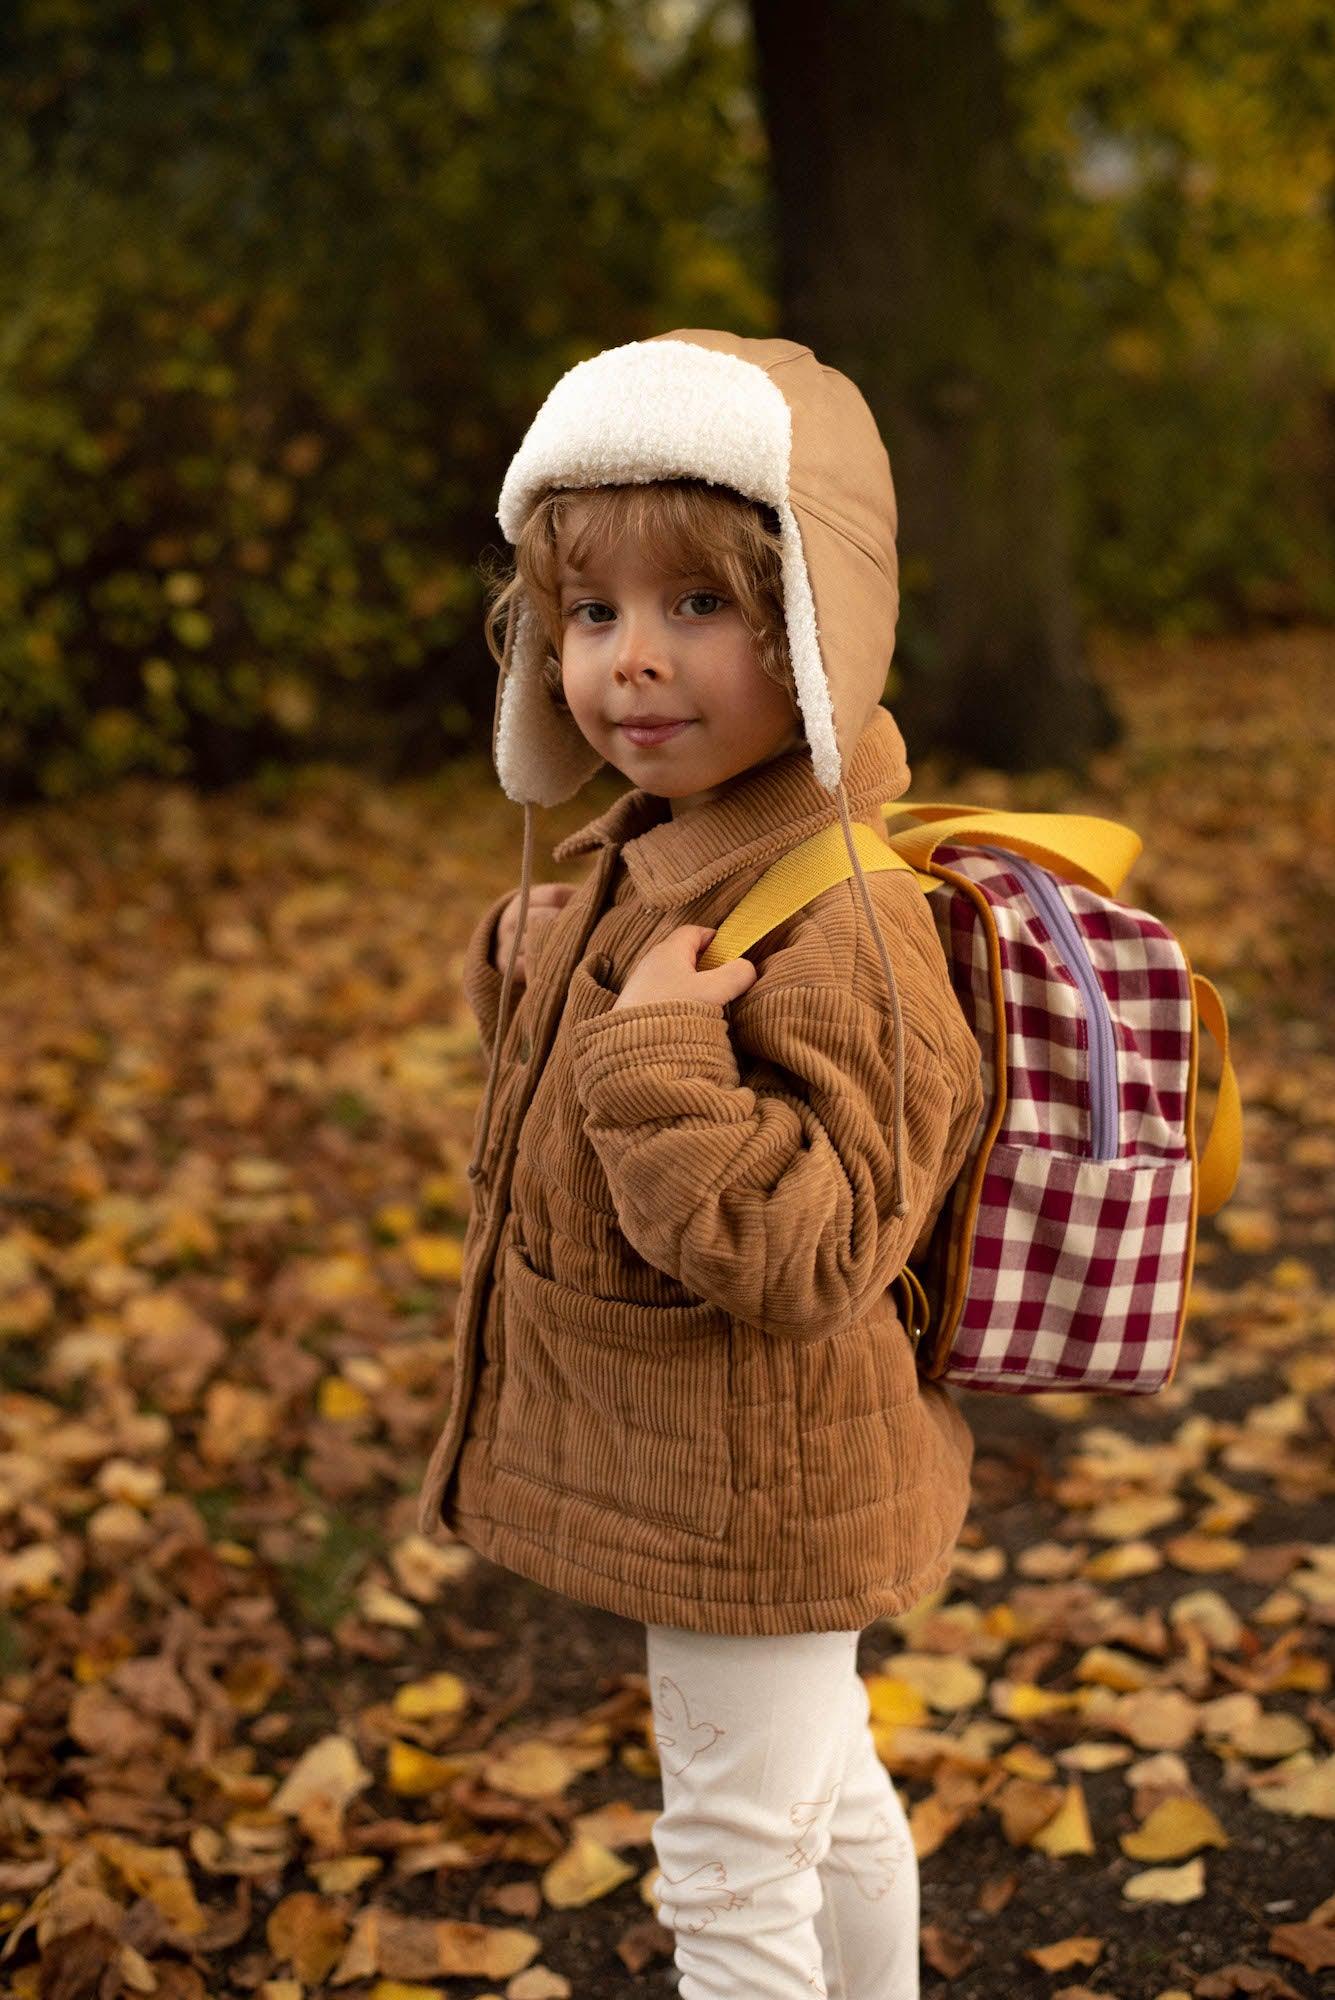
[
  {"left": 785, "top": 1786, "right": 839, "bottom": 1870},
  {"left": 652, "top": 1675, "right": 726, "bottom": 1776},
  {"left": 654, "top": 1860, "right": 752, "bottom": 1934},
  {"left": 837, "top": 1808, "right": 912, "bottom": 1900}
]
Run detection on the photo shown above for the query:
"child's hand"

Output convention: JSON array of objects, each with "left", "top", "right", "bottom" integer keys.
[
  {"left": 491, "top": 882, "right": 575, "bottom": 986},
  {"left": 614, "top": 925, "right": 757, "bottom": 1012}
]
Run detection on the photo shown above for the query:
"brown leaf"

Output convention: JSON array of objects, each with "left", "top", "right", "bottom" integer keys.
[
  {"left": 921, "top": 1922, "right": 979, "bottom": 1976},
  {"left": 265, "top": 1890, "right": 347, "bottom": 1983},
  {"left": 1266, "top": 1922, "right": 1335, "bottom": 1973},
  {"left": 1025, "top": 1934, "right": 1103, "bottom": 1971},
  {"left": 975, "top": 1870, "right": 1020, "bottom": 1914}
]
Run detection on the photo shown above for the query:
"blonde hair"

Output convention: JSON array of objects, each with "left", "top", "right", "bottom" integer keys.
[{"left": 479, "top": 479, "right": 798, "bottom": 720}]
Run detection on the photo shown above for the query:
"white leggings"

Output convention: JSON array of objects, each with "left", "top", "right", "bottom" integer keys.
[{"left": 646, "top": 1624, "right": 919, "bottom": 1999}]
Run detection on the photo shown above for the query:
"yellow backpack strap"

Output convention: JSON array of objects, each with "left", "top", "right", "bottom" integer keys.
[
  {"left": 881, "top": 802, "right": 1142, "bottom": 897},
  {"left": 1193, "top": 974, "right": 1243, "bottom": 1215},
  {"left": 697, "top": 819, "right": 937, "bottom": 970}
]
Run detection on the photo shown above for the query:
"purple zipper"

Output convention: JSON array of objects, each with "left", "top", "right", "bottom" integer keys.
[{"left": 976, "top": 846, "right": 1119, "bottom": 1162}]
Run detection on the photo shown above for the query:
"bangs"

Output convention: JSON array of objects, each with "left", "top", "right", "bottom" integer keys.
[{"left": 550, "top": 482, "right": 775, "bottom": 587}]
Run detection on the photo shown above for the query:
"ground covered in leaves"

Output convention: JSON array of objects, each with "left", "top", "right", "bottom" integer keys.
[{"left": 0, "top": 628, "right": 1332, "bottom": 2000}]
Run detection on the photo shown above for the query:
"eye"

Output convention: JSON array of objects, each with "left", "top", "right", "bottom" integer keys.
[
  {"left": 566, "top": 600, "right": 615, "bottom": 624},
  {"left": 681, "top": 590, "right": 726, "bottom": 616}
]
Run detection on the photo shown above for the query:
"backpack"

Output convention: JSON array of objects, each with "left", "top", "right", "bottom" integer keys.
[{"left": 700, "top": 802, "right": 1243, "bottom": 1397}]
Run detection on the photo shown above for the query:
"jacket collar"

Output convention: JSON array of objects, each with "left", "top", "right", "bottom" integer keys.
[{"left": 551, "top": 704, "right": 911, "bottom": 911}]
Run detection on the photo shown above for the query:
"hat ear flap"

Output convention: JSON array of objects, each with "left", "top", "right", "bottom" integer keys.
[{"left": 495, "top": 595, "right": 605, "bottom": 807}]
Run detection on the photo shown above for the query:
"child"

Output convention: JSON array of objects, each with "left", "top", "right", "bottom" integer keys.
[{"left": 416, "top": 331, "right": 985, "bottom": 1999}]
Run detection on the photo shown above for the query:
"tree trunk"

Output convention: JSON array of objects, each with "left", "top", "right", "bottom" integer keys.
[{"left": 749, "top": 0, "right": 1119, "bottom": 774}]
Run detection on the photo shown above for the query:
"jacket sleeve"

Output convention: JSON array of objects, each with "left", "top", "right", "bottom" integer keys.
[
  {"left": 457, "top": 888, "right": 515, "bottom": 1061},
  {"left": 568, "top": 970, "right": 983, "bottom": 1340}
]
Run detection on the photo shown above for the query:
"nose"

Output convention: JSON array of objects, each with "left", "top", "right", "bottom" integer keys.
[{"left": 612, "top": 606, "right": 674, "bottom": 681}]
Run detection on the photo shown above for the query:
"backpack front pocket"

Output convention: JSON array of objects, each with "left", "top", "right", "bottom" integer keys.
[
  {"left": 945, "top": 1141, "right": 1196, "bottom": 1393},
  {"left": 490, "top": 1238, "right": 734, "bottom": 1540}
]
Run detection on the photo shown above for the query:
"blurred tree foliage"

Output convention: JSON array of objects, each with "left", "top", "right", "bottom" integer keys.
[
  {"left": 0, "top": 0, "right": 1330, "bottom": 799},
  {"left": 996, "top": 0, "right": 1335, "bottom": 637},
  {"left": 0, "top": 0, "right": 770, "bottom": 798}
]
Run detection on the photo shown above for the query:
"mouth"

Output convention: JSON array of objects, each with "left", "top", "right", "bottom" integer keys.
[{"left": 616, "top": 719, "right": 695, "bottom": 747}]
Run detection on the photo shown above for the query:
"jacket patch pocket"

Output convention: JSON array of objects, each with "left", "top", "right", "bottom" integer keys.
[
  {"left": 491, "top": 1238, "right": 733, "bottom": 1540},
  {"left": 565, "top": 954, "right": 621, "bottom": 1021}
]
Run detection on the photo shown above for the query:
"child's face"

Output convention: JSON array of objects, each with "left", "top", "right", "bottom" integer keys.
[{"left": 556, "top": 515, "right": 803, "bottom": 817}]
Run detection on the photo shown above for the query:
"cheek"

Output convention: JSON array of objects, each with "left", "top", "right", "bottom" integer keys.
[{"left": 560, "top": 652, "right": 604, "bottom": 725}]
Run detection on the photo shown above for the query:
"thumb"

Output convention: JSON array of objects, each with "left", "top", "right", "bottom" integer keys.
[{"left": 695, "top": 955, "right": 757, "bottom": 1003}]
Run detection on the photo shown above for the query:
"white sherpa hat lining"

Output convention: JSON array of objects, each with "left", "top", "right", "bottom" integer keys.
[{"left": 494, "top": 338, "right": 840, "bottom": 802}]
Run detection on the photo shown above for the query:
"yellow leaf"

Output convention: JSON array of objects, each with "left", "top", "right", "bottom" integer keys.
[
  {"left": 1123, "top": 1857, "right": 1207, "bottom": 1903},
  {"left": 995, "top": 1682, "right": 1081, "bottom": 1720},
  {"left": 1075, "top": 1645, "right": 1154, "bottom": 1692},
  {"left": 387, "top": 1740, "right": 466, "bottom": 1797},
  {"left": 404, "top": 1234, "right": 464, "bottom": 1283},
  {"left": 319, "top": 1376, "right": 370, "bottom": 1422},
  {"left": 864, "top": 1675, "right": 930, "bottom": 1727},
  {"left": 393, "top": 1672, "right": 470, "bottom": 1722},
  {"left": 1120, "top": 1796, "right": 1229, "bottom": 1861},
  {"left": 1029, "top": 1781, "right": 1095, "bottom": 1856},
  {"left": 542, "top": 1834, "right": 635, "bottom": 1908},
  {"left": 374, "top": 1204, "right": 418, "bottom": 1241}
]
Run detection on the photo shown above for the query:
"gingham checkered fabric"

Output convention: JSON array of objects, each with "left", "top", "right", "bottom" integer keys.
[{"left": 918, "top": 843, "right": 1197, "bottom": 1394}]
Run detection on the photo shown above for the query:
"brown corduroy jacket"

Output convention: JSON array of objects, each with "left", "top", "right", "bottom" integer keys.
[{"left": 416, "top": 705, "right": 984, "bottom": 1636}]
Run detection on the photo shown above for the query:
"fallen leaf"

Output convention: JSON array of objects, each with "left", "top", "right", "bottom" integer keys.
[
  {"left": 1028, "top": 1781, "right": 1095, "bottom": 1856},
  {"left": 1026, "top": 1935, "right": 1103, "bottom": 1972},
  {"left": 542, "top": 1834, "right": 635, "bottom": 1908},
  {"left": 1266, "top": 1922, "right": 1335, "bottom": 1973},
  {"left": 392, "top": 1671, "right": 470, "bottom": 1722},
  {"left": 1251, "top": 1754, "right": 1335, "bottom": 1817},
  {"left": 1119, "top": 1796, "right": 1229, "bottom": 1860},
  {"left": 266, "top": 1891, "right": 348, "bottom": 1982},
  {"left": 885, "top": 1652, "right": 986, "bottom": 1711},
  {"left": 270, "top": 1734, "right": 372, "bottom": 1847},
  {"left": 1230, "top": 1712, "right": 1313, "bottom": 1760},
  {"left": 1123, "top": 1856, "right": 1207, "bottom": 1903},
  {"left": 921, "top": 1922, "right": 978, "bottom": 1976},
  {"left": 1110, "top": 1688, "right": 1199, "bottom": 1750}
]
